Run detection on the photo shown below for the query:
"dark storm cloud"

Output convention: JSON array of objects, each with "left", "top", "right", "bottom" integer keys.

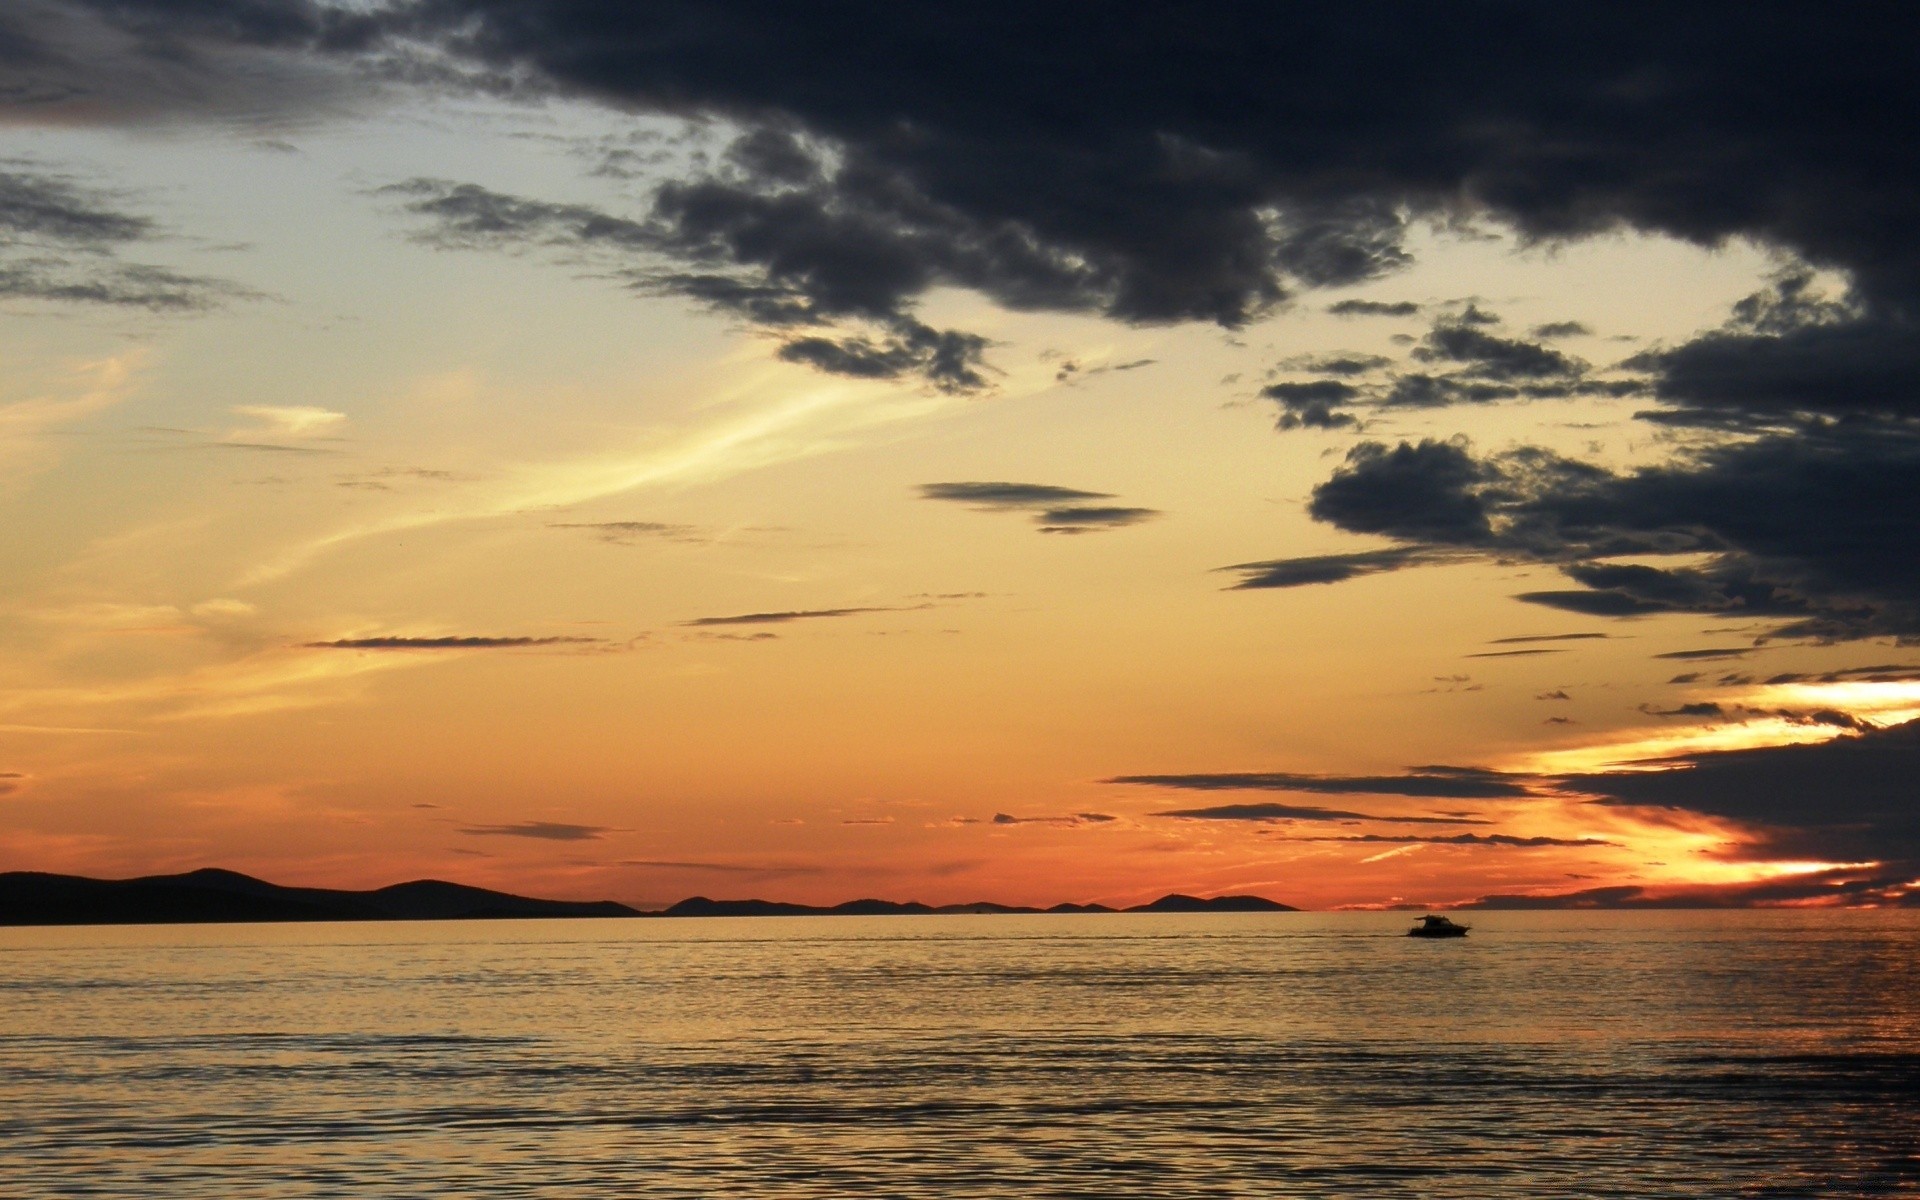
[
  {"left": 44, "top": 1, "right": 1905, "bottom": 398},
  {"left": 1112, "top": 766, "right": 1531, "bottom": 800},
  {"left": 1239, "top": 426, "right": 1920, "bottom": 638},
  {"left": 683, "top": 607, "right": 898, "bottom": 627},
  {"left": 19, "top": 3, "right": 1920, "bottom": 332},
  {"left": 305, "top": 635, "right": 603, "bottom": 649},
  {"left": 920, "top": 481, "right": 1159, "bottom": 534},
  {"left": 459, "top": 821, "right": 614, "bottom": 841},
  {"left": 0, "top": 167, "right": 243, "bottom": 309}
]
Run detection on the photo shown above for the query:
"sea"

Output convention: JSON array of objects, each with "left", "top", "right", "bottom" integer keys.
[{"left": 1, "top": 910, "right": 1916, "bottom": 1198}]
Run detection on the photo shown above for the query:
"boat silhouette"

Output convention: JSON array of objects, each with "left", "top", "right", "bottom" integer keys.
[{"left": 1407, "top": 914, "right": 1470, "bottom": 938}]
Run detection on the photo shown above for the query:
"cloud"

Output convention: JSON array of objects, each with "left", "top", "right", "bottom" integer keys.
[
  {"left": 1489, "top": 633, "right": 1607, "bottom": 645},
  {"left": 230, "top": 405, "right": 346, "bottom": 437},
  {"left": 459, "top": 821, "right": 615, "bottom": 841},
  {"left": 1464, "top": 648, "right": 1566, "bottom": 659},
  {"left": 381, "top": 175, "right": 994, "bottom": 390},
  {"left": 1565, "top": 718, "right": 1920, "bottom": 871},
  {"left": 1532, "top": 321, "right": 1592, "bottom": 339},
  {"left": 1118, "top": 766, "right": 1527, "bottom": 799},
  {"left": 1235, "top": 426, "right": 1920, "bottom": 639},
  {"left": 1328, "top": 300, "right": 1420, "bottom": 317},
  {"left": 617, "top": 859, "right": 825, "bottom": 875},
  {"left": 919, "top": 481, "right": 1113, "bottom": 508},
  {"left": 1220, "top": 547, "right": 1451, "bottom": 589},
  {"left": 989, "top": 812, "right": 1117, "bottom": 826},
  {"left": 1112, "top": 765, "right": 1530, "bottom": 800},
  {"left": 550, "top": 520, "right": 704, "bottom": 544},
  {"left": 919, "top": 480, "right": 1160, "bottom": 534},
  {"left": 0, "top": 167, "right": 244, "bottom": 309},
  {"left": 683, "top": 607, "right": 896, "bottom": 627},
  {"left": 1149, "top": 801, "right": 1490, "bottom": 824},
  {"left": 1461, "top": 868, "right": 1918, "bottom": 909},
  {"left": 1297, "top": 833, "right": 1612, "bottom": 848},
  {"left": 1035, "top": 505, "right": 1159, "bottom": 534},
  {"left": 305, "top": 635, "right": 604, "bottom": 649}
]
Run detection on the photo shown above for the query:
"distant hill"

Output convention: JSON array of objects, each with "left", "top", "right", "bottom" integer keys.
[
  {"left": 1125, "top": 893, "right": 1298, "bottom": 913},
  {"left": 0, "top": 868, "right": 639, "bottom": 926},
  {"left": 658, "top": 893, "right": 1294, "bottom": 917},
  {"left": 0, "top": 870, "right": 1295, "bottom": 926}
]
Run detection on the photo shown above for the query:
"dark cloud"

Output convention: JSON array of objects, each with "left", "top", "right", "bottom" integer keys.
[
  {"left": 988, "top": 812, "right": 1117, "bottom": 827},
  {"left": 1260, "top": 379, "right": 1360, "bottom": 430},
  {"left": 683, "top": 607, "right": 896, "bottom": 627},
  {"left": 1220, "top": 547, "right": 1452, "bottom": 589},
  {"left": 1298, "top": 833, "right": 1612, "bottom": 848},
  {"left": 0, "top": 0, "right": 368, "bottom": 126},
  {"left": 920, "top": 480, "right": 1159, "bottom": 534},
  {"left": 1327, "top": 299, "right": 1421, "bottom": 317},
  {"left": 381, "top": 176, "right": 993, "bottom": 390},
  {"left": 1462, "top": 867, "right": 1918, "bottom": 909},
  {"left": 1536, "top": 690, "right": 1571, "bottom": 701},
  {"left": 1566, "top": 719, "right": 1920, "bottom": 872},
  {"left": 1532, "top": 321, "right": 1592, "bottom": 339},
  {"left": 1112, "top": 765, "right": 1530, "bottom": 800},
  {"left": 459, "top": 821, "right": 614, "bottom": 841},
  {"left": 1490, "top": 633, "right": 1606, "bottom": 644},
  {"left": 1240, "top": 426, "right": 1920, "bottom": 639},
  {"left": 1035, "top": 505, "right": 1158, "bottom": 534},
  {"left": 1149, "top": 800, "right": 1490, "bottom": 824},
  {"left": 1412, "top": 321, "right": 1583, "bottom": 381},
  {"left": 0, "top": 167, "right": 243, "bottom": 309},
  {"left": 1275, "top": 352, "right": 1393, "bottom": 376},
  {"left": 305, "top": 635, "right": 603, "bottom": 649},
  {"left": 1464, "top": 648, "right": 1565, "bottom": 659},
  {"left": 919, "top": 481, "right": 1111, "bottom": 508},
  {"left": 1653, "top": 647, "right": 1752, "bottom": 661},
  {"left": 1639, "top": 701, "right": 1727, "bottom": 719}
]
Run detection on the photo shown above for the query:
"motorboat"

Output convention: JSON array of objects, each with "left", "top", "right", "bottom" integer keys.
[{"left": 1407, "top": 914, "right": 1469, "bottom": 938}]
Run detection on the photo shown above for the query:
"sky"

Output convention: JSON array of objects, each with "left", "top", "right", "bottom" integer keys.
[{"left": 2, "top": 2, "right": 1917, "bottom": 910}]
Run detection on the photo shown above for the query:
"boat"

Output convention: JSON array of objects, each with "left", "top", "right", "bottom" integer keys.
[{"left": 1407, "top": 914, "right": 1469, "bottom": 938}]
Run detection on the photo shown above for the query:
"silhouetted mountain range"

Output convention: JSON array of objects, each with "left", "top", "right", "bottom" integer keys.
[{"left": 0, "top": 870, "right": 1296, "bottom": 926}]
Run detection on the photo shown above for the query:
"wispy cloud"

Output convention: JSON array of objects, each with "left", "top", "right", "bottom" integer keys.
[
  {"left": 305, "top": 635, "right": 604, "bottom": 650},
  {"left": 919, "top": 480, "right": 1160, "bottom": 533},
  {"left": 459, "top": 822, "right": 617, "bottom": 841},
  {"left": 683, "top": 607, "right": 900, "bottom": 627}
]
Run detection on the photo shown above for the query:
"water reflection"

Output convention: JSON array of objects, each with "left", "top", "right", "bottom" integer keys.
[{"left": 2, "top": 911, "right": 1915, "bottom": 1196}]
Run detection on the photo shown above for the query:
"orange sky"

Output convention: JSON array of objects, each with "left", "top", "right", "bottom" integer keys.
[{"left": 2, "top": 86, "right": 1913, "bottom": 910}]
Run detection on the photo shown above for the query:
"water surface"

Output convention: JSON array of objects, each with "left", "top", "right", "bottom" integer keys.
[{"left": 3, "top": 911, "right": 1916, "bottom": 1197}]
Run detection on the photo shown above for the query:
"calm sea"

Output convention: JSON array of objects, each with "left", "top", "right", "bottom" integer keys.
[{"left": 2, "top": 911, "right": 1916, "bottom": 1198}]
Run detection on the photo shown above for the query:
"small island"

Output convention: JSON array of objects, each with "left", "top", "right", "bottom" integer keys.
[{"left": 0, "top": 868, "right": 1297, "bottom": 927}]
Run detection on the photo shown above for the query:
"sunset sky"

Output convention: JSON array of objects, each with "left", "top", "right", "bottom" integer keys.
[{"left": 3, "top": 3, "right": 1917, "bottom": 909}]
